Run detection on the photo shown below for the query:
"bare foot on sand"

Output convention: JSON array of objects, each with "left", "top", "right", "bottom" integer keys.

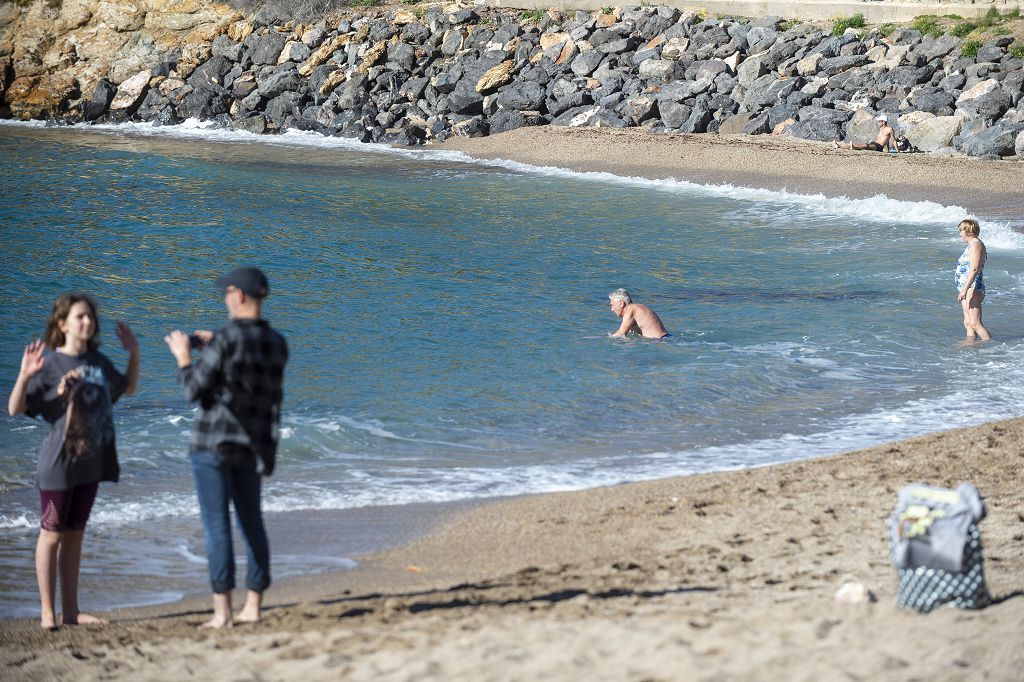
[
  {"left": 235, "top": 608, "right": 260, "bottom": 624},
  {"left": 198, "top": 616, "right": 234, "bottom": 630},
  {"left": 234, "top": 590, "right": 262, "bottom": 624},
  {"left": 63, "top": 613, "right": 109, "bottom": 625},
  {"left": 40, "top": 613, "right": 58, "bottom": 630},
  {"left": 832, "top": 139, "right": 840, "bottom": 149}
]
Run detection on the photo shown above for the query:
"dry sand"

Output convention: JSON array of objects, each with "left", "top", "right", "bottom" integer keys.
[
  {"left": 440, "top": 127, "right": 1024, "bottom": 216},
  {"left": 1, "top": 416, "right": 1022, "bottom": 681},
  {"left": 2, "top": 129, "right": 1023, "bottom": 681}
]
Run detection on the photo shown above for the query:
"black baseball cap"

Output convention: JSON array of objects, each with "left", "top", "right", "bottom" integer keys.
[{"left": 215, "top": 267, "right": 269, "bottom": 298}]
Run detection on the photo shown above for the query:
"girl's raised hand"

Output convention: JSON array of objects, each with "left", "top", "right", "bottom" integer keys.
[
  {"left": 116, "top": 320, "right": 139, "bottom": 351},
  {"left": 20, "top": 340, "right": 45, "bottom": 379}
]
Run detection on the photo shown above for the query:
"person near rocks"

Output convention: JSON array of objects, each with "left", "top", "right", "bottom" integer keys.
[
  {"left": 955, "top": 219, "right": 992, "bottom": 341},
  {"left": 164, "top": 267, "right": 288, "bottom": 629},
  {"left": 609, "top": 288, "right": 670, "bottom": 339},
  {"left": 7, "top": 292, "right": 139, "bottom": 629},
  {"left": 834, "top": 115, "right": 900, "bottom": 152}
]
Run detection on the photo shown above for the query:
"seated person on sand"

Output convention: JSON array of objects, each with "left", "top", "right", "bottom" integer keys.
[
  {"left": 833, "top": 115, "right": 901, "bottom": 152},
  {"left": 609, "top": 288, "right": 670, "bottom": 339}
]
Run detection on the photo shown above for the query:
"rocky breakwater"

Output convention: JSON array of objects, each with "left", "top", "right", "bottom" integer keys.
[{"left": 2, "top": 3, "right": 1023, "bottom": 159}]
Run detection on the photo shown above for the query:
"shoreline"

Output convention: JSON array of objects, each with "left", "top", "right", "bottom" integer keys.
[
  {"left": 438, "top": 127, "right": 1024, "bottom": 219},
  {"left": 2, "top": 416, "right": 1023, "bottom": 679},
  {"left": 4, "top": 120, "right": 1021, "bottom": 222}
]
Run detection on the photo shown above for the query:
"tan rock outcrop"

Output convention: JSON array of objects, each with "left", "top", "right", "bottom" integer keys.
[
  {"left": 6, "top": 73, "right": 80, "bottom": 119},
  {"left": 1, "top": 0, "right": 238, "bottom": 115}
]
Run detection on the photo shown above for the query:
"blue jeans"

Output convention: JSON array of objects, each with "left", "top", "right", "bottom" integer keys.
[{"left": 190, "top": 450, "right": 270, "bottom": 594}]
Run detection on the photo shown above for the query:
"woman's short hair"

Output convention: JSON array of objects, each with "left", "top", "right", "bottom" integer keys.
[
  {"left": 45, "top": 292, "right": 101, "bottom": 351},
  {"left": 959, "top": 219, "right": 981, "bottom": 238},
  {"left": 609, "top": 288, "right": 632, "bottom": 304}
]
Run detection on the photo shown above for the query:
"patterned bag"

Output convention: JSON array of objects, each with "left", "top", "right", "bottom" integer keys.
[{"left": 887, "top": 483, "right": 991, "bottom": 614}]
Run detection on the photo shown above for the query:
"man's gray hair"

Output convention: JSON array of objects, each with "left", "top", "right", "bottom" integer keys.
[{"left": 609, "top": 288, "right": 632, "bottom": 304}]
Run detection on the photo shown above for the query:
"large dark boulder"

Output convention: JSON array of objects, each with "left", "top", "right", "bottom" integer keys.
[
  {"left": 188, "top": 55, "right": 233, "bottom": 89},
  {"left": 884, "top": 65, "right": 933, "bottom": 88},
  {"left": 742, "top": 74, "right": 801, "bottom": 111},
  {"left": 488, "top": 108, "right": 530, "bottom": 134},
  {"left": 249, "top": 31, "right": 289, "bottom": 66},
  {"left": 448, "top": 82, "right": 484, "bottom": 114},
  {"left": 909, "top": 89, "right": 956, "bottom": 115},
  {"left": 495, "top": 81, "right": 546, "bottom": 111},
  {"left": 787, "top": 106, "right": 851, "bottom": 141},
  {"left": 547, "top": 91, "right": 591, "bottom": 117},
  {"left": 232, "top": 114, "right": 267, "bottom": 134},
  {"left": 212, "top": 34, "right": 243, "bottom": 63},
  {"left": 398, "top": 76, "right": 429, "bottom": 102},
  {"left": 659, "top": 101, "right": 692, "bottom": 128},
  {"left": 335, "top": 73, "right": 369, "bottom": 110},
  {"left": 387, "top": 42, "right": 417, "bottom": 72},
  {"left": 82, "top": 78, "right": 117, "bottom": 121},
  {"left": 381, "top": 124, "right": 426, "bottom": 146},
  {"left": 742, "top": 110, "right": 771, "bottom": 135},
  {"left": 177, "top": 87, "right": 230, "bottom": 120},
  {"left": 401, "top": 22, "right": 431, "bottom": 44},
  {"left": 959, "top": 123, "right": 1022, "bottom": 158},
  {"left": 264, "top": 91, "right": 305, "bottom": 126},
  {"left": 678, "top": 102, "right": 713, "bottom": 133},
  {"left": 257, "top": 66, "right": 304, "bottom": 99},
  {"left": 817, "top": 55, "right": 868, "bottom": 78}
]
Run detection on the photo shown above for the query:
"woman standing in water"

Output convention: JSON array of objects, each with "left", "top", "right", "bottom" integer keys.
[
  {"left": 955, "top": 219, "right": 992, "bottom": 341},
  {"left": 7, "top": 292, "right": 139, "bottom": 628}
]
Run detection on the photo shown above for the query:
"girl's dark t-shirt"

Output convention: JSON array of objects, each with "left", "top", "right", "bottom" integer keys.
[{"left": 25, "top": 349, "right": 127, "bottom": 491}]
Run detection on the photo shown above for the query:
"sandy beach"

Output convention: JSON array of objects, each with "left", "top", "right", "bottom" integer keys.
[
  {"left": 441, "top": 127, "right": 1024, "bottom": 217},
  {"left": 2, "top": 128, "right": 1023, "bottom": 681},
  {"left": 1, "top": 415, "right": 1022, "bottom": 680}
]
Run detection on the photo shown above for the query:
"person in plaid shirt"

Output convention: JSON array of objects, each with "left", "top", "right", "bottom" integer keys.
[{"left": 165, "top": 267, "right": 288, "bottom": 629}]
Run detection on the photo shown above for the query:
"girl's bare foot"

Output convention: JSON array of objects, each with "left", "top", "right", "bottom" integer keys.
[
  {"left": 40, "top": 613, "right": 58, "bottom": 630},
  {"left": 64, "top": 613, "right": 108, "bottom": 625},
  {"left": 832, "top": 139, "right": 840, "bottom": 149}
]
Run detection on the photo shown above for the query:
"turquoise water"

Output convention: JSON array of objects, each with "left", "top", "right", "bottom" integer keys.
[{"left": 1, "top": 121, "right": 1022, "bottom": 618}]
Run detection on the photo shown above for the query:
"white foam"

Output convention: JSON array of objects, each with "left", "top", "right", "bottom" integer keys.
[
  {"left": 0, "top": 513, "right": 34, "bottom": 529},
  {"left": 0, "top": 118, "right": 972, "bottom": 226},
  {"left": 976, "top": 220, "right": 1024, "bottom": 251}
]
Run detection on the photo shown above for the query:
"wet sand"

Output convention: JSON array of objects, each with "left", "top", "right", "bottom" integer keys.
[
  {"left": 1, "top": 416, "right": 1022, "bottom": 680},
  {"left": 440, "top": 127, "right": 1024, "bottom": 218}
]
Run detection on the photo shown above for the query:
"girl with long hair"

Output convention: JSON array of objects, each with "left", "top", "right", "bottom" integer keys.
[{"left": 7, "top": 292, "right": 139, "bottom": 628}]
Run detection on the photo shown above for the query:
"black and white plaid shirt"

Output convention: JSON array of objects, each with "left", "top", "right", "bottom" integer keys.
[{"left": 178, "top": 318, "right": 288, "bottom": 475}]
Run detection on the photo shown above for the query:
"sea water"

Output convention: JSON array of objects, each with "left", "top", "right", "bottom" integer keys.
[{"left": 1, "top": 121, "right": 1022, "bottom": 618}]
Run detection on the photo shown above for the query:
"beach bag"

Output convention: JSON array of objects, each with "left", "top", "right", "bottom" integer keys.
[
  {"left": 895, "top": 135, "right": 913, "bottom": 152},
  {"left": 887, "top": 483, "right": 991, "bottom": 613}
]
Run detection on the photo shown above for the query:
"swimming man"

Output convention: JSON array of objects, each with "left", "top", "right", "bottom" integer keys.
[{"left": 609, "top": 288, "right": 669, "bottom": 339}]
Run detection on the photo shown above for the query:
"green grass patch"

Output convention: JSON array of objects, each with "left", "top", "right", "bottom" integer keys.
[
  {"left": 878, "top": 23, "right": 899, "bottom": 37},
  {"left": 951, "top": 21, "right": 977, "bottom": 37},
  {"left": 832, "top": 13, "right": 865, "bottom": 36},
  {"left": 519, "top": 8, "right": 545, "bottom": 22},
  {"left": 961, "top": 39, "right": 982, "bottom": 58},
  {"left": 779, "top": 19, "right": 798, "bottom": 31},
  {"left": 912, "top": 15, "right": 944, "bottom": 38},
  {"left": 1011, "top": 40, "right": 1024, "bottom": 58}
]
